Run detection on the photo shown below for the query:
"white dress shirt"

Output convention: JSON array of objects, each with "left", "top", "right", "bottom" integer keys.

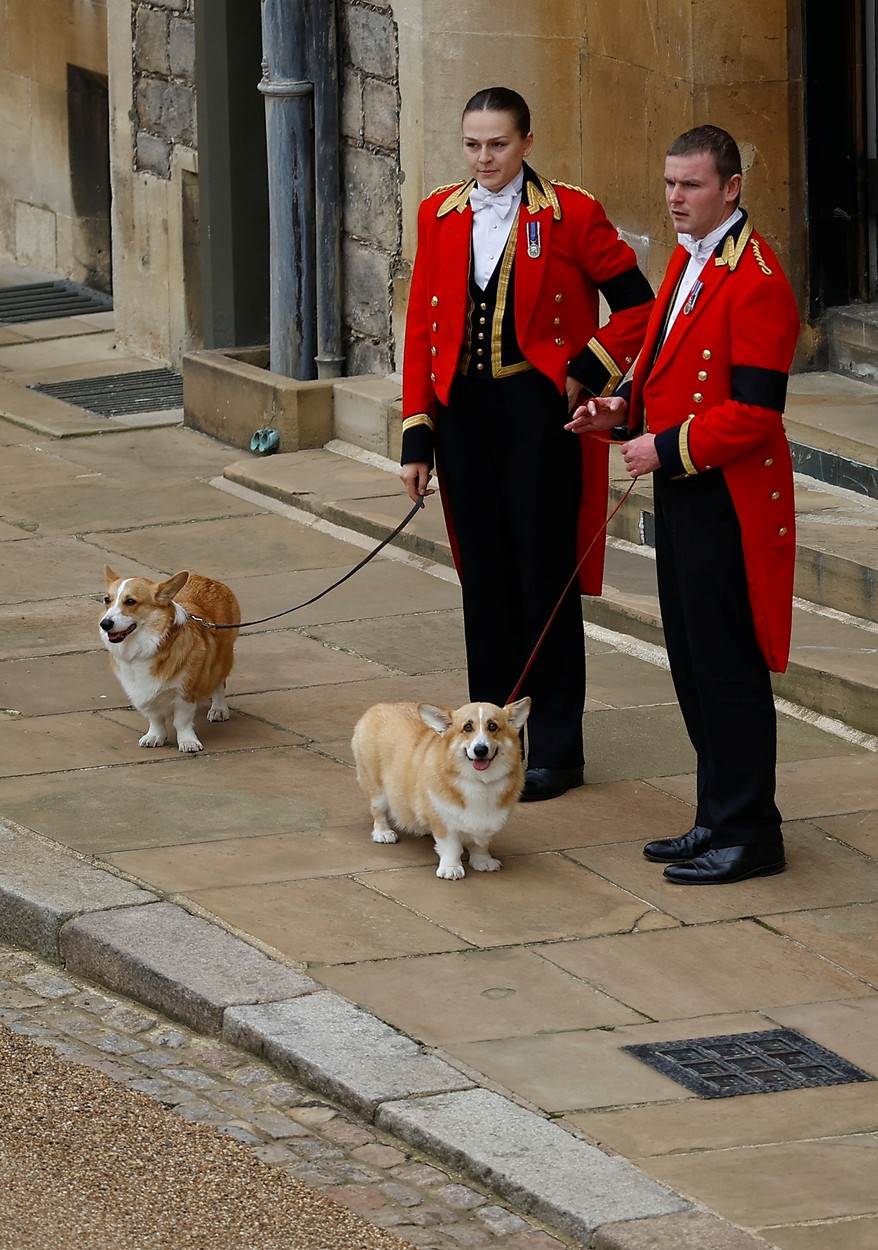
[
  {"left": 470, "top": 169, "right": 525, "bottom": 290},
  {"left": 661, "top": 208, "right": 743, "bottom": 343}
]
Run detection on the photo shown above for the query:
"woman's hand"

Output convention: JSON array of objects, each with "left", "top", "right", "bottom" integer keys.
[
  {"left": 400, "top": 462, "right": 435, "bottom": 504},
  {"left": 565, "top": 394, "right": 627, "bottom": 434}
]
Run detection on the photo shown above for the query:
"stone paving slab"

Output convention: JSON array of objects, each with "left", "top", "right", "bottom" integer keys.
[
  {"left": 376, "top": 1088, "right": 688, "bottom": 1241},
  {"left": 0, "top": 596, "right": 105, "bottom": 659},
  {"left": 765, "top": 1216, "right": 878, "bottom": 1250},
  {"left": 224, "top": 993, "right": 474, "bottom": 1117},
  {"left": 592, "top": 1211, "right": 774, "bottom": 1250},
  {"left": 813, "top": 808, "right": 878, "bottom": 856},
  {"left": 0, "top": 535, "right": 160, "bottom": 603},
  {"left": 0, "top": 819, "right": 156, "bottom": 959},
  {"left": 60, "top": 901, "right": 319, "bottom": 1035}
]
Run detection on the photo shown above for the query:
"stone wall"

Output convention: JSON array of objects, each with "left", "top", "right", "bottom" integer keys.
[
  {"left": 132, "top": 0, "right": 197, "bottom": 178},
  {"left": 340, "top": 0, "right": 402, "bottom": 375},
  {"left": 0, "top": 0, "right": 110, "bottom": 288}
]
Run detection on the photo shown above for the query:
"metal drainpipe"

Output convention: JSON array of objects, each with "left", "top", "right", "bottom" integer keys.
[
  {"left": 312, "top": 0, "right": 345, "bottom": 379},
  {"left": 259, "top": 0, "right": 317, "bottom": 379}
]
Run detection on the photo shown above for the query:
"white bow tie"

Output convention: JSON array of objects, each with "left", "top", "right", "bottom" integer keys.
[
  {"left": 679, "top": 234, "right": 714, "bottom": 263},
  {"left": 470, "top": 185, "right": 515, "bottom": 218}
]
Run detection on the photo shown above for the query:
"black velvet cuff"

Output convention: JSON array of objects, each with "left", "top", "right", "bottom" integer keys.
[
  {"left": 654, "top": 423, "right": 687, "bottom": 477},
  {"left": 401, "top": 424, "right": 434, "bottom": 467},
  {"left": 568, "top": 338, "right": 622, "bottom": 398}
]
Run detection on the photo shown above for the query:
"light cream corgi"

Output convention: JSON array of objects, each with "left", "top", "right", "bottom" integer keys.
[
  {"left": 100, "top": 566, "right": 240, "bottom": 753},
  {"left": 351, "top": 699, "right": 531, "bottom": 880}
]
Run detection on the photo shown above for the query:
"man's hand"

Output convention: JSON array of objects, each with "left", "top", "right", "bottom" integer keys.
[
  {"left": 565, "top": 375, "right": 584, "bottom": 413},
  {"left": 621, "top": 433, "right": 660, "bottom": 477},
  {"left": 400, "top": 462, "right": 435, "bottom": 504},
  {"left": 565, "top": 394, "right": 627, "bottom": 434}
]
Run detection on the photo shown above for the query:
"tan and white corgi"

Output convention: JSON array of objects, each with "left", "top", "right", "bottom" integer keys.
[
  {"left": 100, "top": 566, "right": 240, "bottom": 753},
  {"left": 351, "top": 699, "right": 531, "bottom": 880}
]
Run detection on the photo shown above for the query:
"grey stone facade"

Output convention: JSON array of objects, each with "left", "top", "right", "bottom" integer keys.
[
  {"left": 133, "top": 0, "right": 197, "bottom": 179},
  {"left": 340, "top": 0, "right": 402, "bottom": 376}
]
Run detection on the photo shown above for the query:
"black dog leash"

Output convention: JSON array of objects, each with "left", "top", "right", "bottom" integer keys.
[{"left": 187, "top": 498, "right": 425, "bottom": 630}]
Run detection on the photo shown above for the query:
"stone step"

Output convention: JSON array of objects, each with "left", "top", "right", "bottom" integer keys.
[
  {"left": 223, "top": 446, "right": 878, "bottom": 737},
  {"left": 606, "top": 451, "right": 878, "bottom": 624},
  {"left": 784, "top": 371, "right": 878, "bottom": 498},
  {"left": 824, "top": 303, "right": 878, "bottom": 386}
]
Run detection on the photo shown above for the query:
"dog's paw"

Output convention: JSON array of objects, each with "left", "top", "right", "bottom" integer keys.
[
  {"left": 139, "top": 731, "right": 167, "bottom": 748},
  {"left": 371, "top": 830, "right": 398, "bottom": 844},
  {"left": 436, "top": 863, "right": 465, "bottom": 881},
  {"left": 207, "top": 705, "right": 230, "bottom": 723},
  {"left": 177, "top": 736, "right": 203, "bottom": 753},
  {"left": 469, "top": 854, "right": 502, "bottom": 872}
]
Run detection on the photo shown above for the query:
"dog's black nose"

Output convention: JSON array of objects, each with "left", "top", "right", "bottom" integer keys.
[
  {"left": 473, "top": 742, "right": 489, "bottom": 758},
  {"left": 100, "top": 617, "right": 114, "bottom": 632}
]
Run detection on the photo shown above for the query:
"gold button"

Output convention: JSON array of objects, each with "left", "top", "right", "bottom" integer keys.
[
  {"left": 476, "top": 348, "right": 484, "bottom": 356},
  {"left": 779, "top": 526, "right": 788, "bottom": 537},
  {"left": 479, "top": 317, "right": 486, "bottom": 325},
  {"left": 430, "top": 346, "right": 437, "bottom": 355},
  {"left": 431, "top": 296, "right": 439, "bottom": 307},
  {"left": 430, "top": 372, "right": 436, "bottom": 381},
  {"left": 702, "top": 349, "right": 712, "bottom": 360},
  {"left": 693, "top": 392, "right": 704, "bottom": 403},
  {"left": 553, "top": 317, "right": 561, "bottom": 326},
  {"left": 431, "top": 321, "right": 438, "bottom": 331},
  {"left": 480, "top": 302, "right": 487, "bottom": 311},
  {"left": 770, "top": 490, "right": 780, "bottom": 501},
  {"left": 625, "top": 355, "right": 633, "bottom": 364},
  {"left": 477, "top": 332, "right": 485, "bottom": 340},
  {"left": 698, "top": 370, "right": 708, "bottom": 381},
  {"left": 704, "top": 464, "right": 712, "bottom": 470},
  {"left": 555, "top": 337, "right": 564, "bottom": 346},
  {"left": 764, "top": 457, "right": 774, "bottom": 467},
  {"left": 476, "top": 363, "right": 485, "bottom": 371},
  {"left": 555, "top": 293, "right": 563, "bottom": 303}
]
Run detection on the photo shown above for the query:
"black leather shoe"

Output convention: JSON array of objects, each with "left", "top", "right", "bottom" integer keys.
[
  {"left": 663, "top": 844, "right": 785, "bottom": 885},
  {"left": 643, "top": 825, "right": 712, "bottom": 863},
  {"left": 520, "top": 766, "right": 584, "bottom": 802}
]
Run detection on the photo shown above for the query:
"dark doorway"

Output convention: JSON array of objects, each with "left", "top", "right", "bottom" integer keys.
[
  {"left": 803, "top": 0, "right": 878, "bottom": 314},
  {"left": 67, "top": 65, "right": 112, "bottom": 293}
]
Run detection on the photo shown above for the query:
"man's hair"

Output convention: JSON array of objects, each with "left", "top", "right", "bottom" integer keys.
[
  {"left": 667, "top": 125, "right": 742, "bottom": 184},
  {"left": 462, "top": 87, "right": 531, "bottom": 138}
]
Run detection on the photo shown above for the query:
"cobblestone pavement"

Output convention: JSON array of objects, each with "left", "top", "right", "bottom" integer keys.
[{"left": 0, "top": 942, "right": 569, "bottom": 1250}]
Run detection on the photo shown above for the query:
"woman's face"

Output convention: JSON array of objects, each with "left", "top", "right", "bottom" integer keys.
[{"left": 462, "top": 109, "right": 533, "bottom": 190}]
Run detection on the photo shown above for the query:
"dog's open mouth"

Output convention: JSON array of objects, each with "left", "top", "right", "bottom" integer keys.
[
  {"left": 106, "top": 623, "right": 137, "bottom": 644},
  {"left": 469, "top": 749, "right": 498, "bottom": 772}
]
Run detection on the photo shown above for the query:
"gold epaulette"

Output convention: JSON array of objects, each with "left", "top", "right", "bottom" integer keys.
[
  {"left": 436, "top": 179, "right": 476, "bottom": 217},
  {"left": 429, "top": 180, "right": 464, "bottom": 198},
  {"left": 552, "top": 180, "right": 595, "bottom": 200}
]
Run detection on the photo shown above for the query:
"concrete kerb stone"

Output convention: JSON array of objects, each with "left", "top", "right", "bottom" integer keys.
[
  {"left": 223, "top": 993, "right": 475, "bottom": 1118},
  {"left": 0, "top": 819, "right": 156, "bottom": 960},
  {"left": 60, "top": 902, "right": 319, "bottom": 1036},
  {"left": 591, "top": 1211, "right": 776, "bottom": 1250},
  {"left": 376, "top": 1088, "right": 689, "bottom": 1243}
]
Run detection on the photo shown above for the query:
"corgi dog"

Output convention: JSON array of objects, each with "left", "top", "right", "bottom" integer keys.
[
  {"left": 99, "top": 566, "right": 240, "bottom": 753},
  {"left": 351, "top": 698, "right": 531, "bottom": 880}
]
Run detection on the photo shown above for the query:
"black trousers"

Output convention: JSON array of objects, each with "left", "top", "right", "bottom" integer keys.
[
  {"left": 653, "top": 469, "right": 782, "bottom": 848},
  {"left": 435, "top": 371, "right": 585, "bottom": 769}
]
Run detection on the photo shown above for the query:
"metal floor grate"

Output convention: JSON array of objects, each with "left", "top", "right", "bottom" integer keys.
[
  {"left": 0, "top": 281, "right": 112, "bottom": 324},
  {"left": 30, "top": 368, "right": 183, "bottom": 417},
  {"left": 624, "top": 1028, "right": 875, "bottom": 1099}
]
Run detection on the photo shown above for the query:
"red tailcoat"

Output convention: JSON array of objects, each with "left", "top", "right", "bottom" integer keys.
[
  {"left": 629, "top": 216, "right": 801, "bottom": 671},
  {"left": 401, "top": 167, "right": 654, "bottom": 593}
]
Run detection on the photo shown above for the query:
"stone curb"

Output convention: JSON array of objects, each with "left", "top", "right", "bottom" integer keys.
[
  {"left": 60, "top": 901, "right": 319, "bottom": 1036},
  {"left": 376, "top": 1088, "right": 687, "bottom": 1242},
  {"left": 0, "top": 819, "right": 156, "bottom": 959},
  {"left": 0, "top": 818, "right": 700, "bottom": 1244},
  {"left": 591, "top": 1211, "right": 776, "bottom": 1250},
  {"left": 224, "top": 992, "right": 474, "bottom": 1116}
]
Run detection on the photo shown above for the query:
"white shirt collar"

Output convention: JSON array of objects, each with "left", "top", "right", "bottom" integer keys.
[{"left": 679, "top": 207, "right": 744, "bottom": 263}]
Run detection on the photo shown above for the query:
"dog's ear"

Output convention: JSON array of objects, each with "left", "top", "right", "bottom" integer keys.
[
  {"left": 418, "top": 704, "right": 453, "bottom": 735},
  {"left": 505, "top": 697, "right": 531, "bottom": 730},
  {"left": 155, "top": 571, "right": 190, "bottom": 604},
  {"left": 104, "top": 564, "right": 119, "bottom": 586}
]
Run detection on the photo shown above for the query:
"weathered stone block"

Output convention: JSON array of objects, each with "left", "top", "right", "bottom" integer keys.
[
  {"left": 224, "top": 993, "right": 473, "bottom": 1116},
  {"left": 343, "top": 146, "right": 399, "bottom": 250},
  {"left": 343, "top": 238, "right": 391, "bottom": 338},
  {"left": 137, "top": 77, "right": 195, "bottom": 146},
  {"left": 169, "top": 17, "right": 195, "bottom": 80},
  {"left": 346, "top": 336, "right": 393, "bottom": 377},
  {"left": 135, "top": 6, "right": 169, "bottom": 77},
  {"left": 333, "top": 374, "right": 400, "bottom": 454},
  {"left": 376, "top": 1089, "right": 687, "bottom": 1241},
  {"left": 342, "top": 68, "right": 363, "bottom": 141},
  {"left": 14, "top": 202, "right": 56, "bottom": 272},
  {"left": 61, "top": 902, "right": 319, "bottom": 1036},
  {"left": 344, "top": 3, "right": 397, "bottom": 79},
  {"left": 363, "top": 78, "right": 398, "bottom": 150},
  {"left": 150, "top": 0, "right": 187, "bottom": 10},
  {"left": 136, "top": 131, "right": 171, "bottom": 178},
  {"left": 593, "top": 1210, "right": 771, "bottom": 1250},
  {"left": 0, "top": 820, "right": 156, "bottom": 961}
]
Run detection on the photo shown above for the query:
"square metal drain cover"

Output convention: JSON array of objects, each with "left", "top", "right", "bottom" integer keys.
[
  {"left": 623, "top": 1028, "right": 875, "bottom": 1098},
  {"left": 0, "top": 280, "right": 112, "bottom": 324},
  {"left": 30, "top": 368, "right": 183, "bottom": 417}
]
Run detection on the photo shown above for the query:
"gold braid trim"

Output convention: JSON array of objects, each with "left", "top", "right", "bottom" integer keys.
[
  {"left": 436, "top": 179, "right": 475, "bottom": 217},
  {"left": 402, "top": 414, "right": 434, "bottom": 433},
  {"left": 586, "top": 337, "right": 624, "bottom": 397},
  {"left": 552, "top": 180, "right": 595, "bottom": 200},
  {"left": 679, "top": 416, "right": 698, "bottom": 476},
  {"left": 750, "top": 238, "right": 773, "bottom": 275},
  {"left": 714, "top": 219, "right": 754, "bottom": 272},
  {"left": 525, "top": 172, "right": 562, "bottom": 220}
]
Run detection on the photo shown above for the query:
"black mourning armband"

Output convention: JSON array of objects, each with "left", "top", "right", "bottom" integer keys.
[
  {"left": 731, "top": 365, "right": 789, "bottom": 412},
  {"left": 599, "top": 266, "right": 654, "bottom": 313}
]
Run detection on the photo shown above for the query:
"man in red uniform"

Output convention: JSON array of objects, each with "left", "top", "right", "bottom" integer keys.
[
  {"left": 400, "top": 88, "right": 654, "bottom": 801},
  {"left": 572, "top": 125, "right": 801, "bottom": 883}
]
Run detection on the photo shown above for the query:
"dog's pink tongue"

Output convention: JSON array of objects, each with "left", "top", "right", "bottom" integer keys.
[{"left": 472, "top": 758, "right": 491, "bottom": 772}]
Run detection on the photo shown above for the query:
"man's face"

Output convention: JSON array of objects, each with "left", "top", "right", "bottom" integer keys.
[
  {"left": 462, "top": 110, "right": 533, "bottom": 191},
  {"left": 664, "top": 151, "right": 742, "bottom": 240}
]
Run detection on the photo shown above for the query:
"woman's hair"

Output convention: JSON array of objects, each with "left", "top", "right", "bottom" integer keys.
[{"left": 462, "top": 87, "right": 531, "bottom": 137}]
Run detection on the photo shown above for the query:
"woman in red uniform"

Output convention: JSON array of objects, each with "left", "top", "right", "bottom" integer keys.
[{"left": 400, "top": 87, "right": 653, "bottom": 800}]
